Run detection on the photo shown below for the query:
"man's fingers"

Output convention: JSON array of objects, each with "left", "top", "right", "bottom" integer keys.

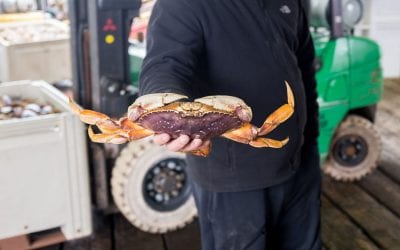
[
  {"left": 153, "top": 133, "right": 171, "bottom": 145},
  {"left": 182, "top": 138, "right": 203, "bottom": 152},
  {"left": 166, "top": 134, "right": 190, "bottom": 151},
  {"left": 155, "top": 134, "right": 210, "bottom": 153}
]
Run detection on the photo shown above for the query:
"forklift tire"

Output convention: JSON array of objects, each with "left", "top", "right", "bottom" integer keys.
[
  {"left": 111, "top": 139, "right": 197, "bottom": 234},
  {"left": 324, "top": 115, "right": 382, "bottom": 181}
]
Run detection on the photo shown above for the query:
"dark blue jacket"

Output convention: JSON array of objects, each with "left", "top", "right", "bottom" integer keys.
[{"left": 139, "top": 0, "right": 319, "bottom": 191}]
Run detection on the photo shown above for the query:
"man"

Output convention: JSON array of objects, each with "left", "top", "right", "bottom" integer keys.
[{"left": 139, "top": 0, "right": 321, "bottom": 249}]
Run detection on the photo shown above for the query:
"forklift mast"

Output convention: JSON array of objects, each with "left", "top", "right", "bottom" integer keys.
[
  {"left": 329, "top": 0, "right": 344, "bottom": 38},
  {"left": 68, "top": 0, "right": 142, "bottom": 210},
  {"left": 306, "top": 0, "right": 344, "bottom": 37},
  {"left": 68, "top": 0, "right": 141, "bottom": 117}
]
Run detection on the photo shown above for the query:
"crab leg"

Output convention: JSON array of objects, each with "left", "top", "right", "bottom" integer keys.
[
  {"left": 223, "top": 128, "right": 289, "bottom": 148},
  {"left": 119, "top": 118, "right": 155, "bottom": 140},
  {"left": 88, "top": 126, "right": 129, "bottom": 144},
  {"left": 89, "top": 118, "right": 153, "bottom": 142},
  {"left": 69, "top": 98, "right": 125, "bottom": 133},
  {"left": 258, "top": 81, "right": 295, "bottom": 136},
  {"left": 249, "top": 137, "right": 289, "bottom": 148},
  {"left": 186, "top": 142, "right": 212, "bottom": 157},
  {"left": 69, "top": 98, "right": 111, "bottom": 124},
  {"left": 96, "top": 119, "right": 123, "bottom": 133},
  {"left": 88, "top": 123, "right": 153, "bottom": 144},
  {"left": 120, "top": 117, "right": 149, "bottom": 131},
  {"left": 70, "top": 98, "right": 154, "bottom": 144},
  {"left": 222, "top": 123, "right": 289, "bottom": 149},
  {"left": 221, "top": 123, "right": 258, "bottom": 144}
]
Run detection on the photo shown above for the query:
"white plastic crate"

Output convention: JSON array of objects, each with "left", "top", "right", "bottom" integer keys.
[
  {"left": 0, "top": 19, "right": 71, "bottom": 83},
  {"left": 0, "top": 81, "right": 92, "bottom": 242}
]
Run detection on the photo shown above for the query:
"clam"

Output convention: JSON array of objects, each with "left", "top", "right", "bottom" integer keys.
[
  {"left": 0, "top": 94, "right": 58, "bottom": 120},
  {"left": 1, "top": 106, "right": 12, "bottom": 114},
  {"left": 25, "top": 103, "right": 41, "bottom": 113},
  {"left": 1, "top": 95, "right": 12, "bottom": 106},
  {"left": 21, "top": 109, "right": 38, "bottom": 118},
  {"left": 13, "top": 106, "right": 24, "bottom": 117},
  {"left": 40, "top": 105, "right": 53, "bottom": 115}
]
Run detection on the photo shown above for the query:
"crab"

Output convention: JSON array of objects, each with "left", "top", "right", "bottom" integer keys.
[{"left": 69, "top": 81, "right": 295, "bottom": 156}]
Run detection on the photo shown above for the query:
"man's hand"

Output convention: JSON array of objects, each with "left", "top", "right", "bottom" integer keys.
[{"left": 153, "top": 133, "right": 210, "bottom": 152}]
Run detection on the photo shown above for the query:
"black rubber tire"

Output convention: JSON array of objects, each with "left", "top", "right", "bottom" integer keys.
[
  {"left": 324, "top": 115, "right": 382, "bottom": 181},
  {"left": 111, "top": 139, "right": 197, "bottom": 234}
]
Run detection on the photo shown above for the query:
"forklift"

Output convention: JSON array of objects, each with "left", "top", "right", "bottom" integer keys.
[
  {"left": 309, "top": 0, "right": 383, "bottom": 181},
  {"left": 69, "top": 0, "right": 383, "bottom": 234}
]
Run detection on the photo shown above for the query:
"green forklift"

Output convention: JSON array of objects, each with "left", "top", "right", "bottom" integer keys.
[
  {"left": 129, "top": 0, "right": 383, "bottom": 182},
  {"left": 310, "top": 0, "right": 383, "bottom": 181}
]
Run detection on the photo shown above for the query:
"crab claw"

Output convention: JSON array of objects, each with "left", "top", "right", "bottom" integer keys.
[
  {"left": 128, "top": 93, "right": 188, "bottom": 121},
  {"left": 69, "top": 98, "right": 111, "bottom": 125},
  {"left": 258, "top": 81, "right": 295, "bottom": 136},
  {"left": 195, "top": 95, "right": 253, "bottom": 122}
]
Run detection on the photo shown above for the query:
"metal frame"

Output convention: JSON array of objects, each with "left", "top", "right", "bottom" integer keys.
[
  {"left": 68, "top": 0, "right": 141, "bottom": 211},
  {"left": 330, "top": 0, "right": 344, "bottom": 38}
]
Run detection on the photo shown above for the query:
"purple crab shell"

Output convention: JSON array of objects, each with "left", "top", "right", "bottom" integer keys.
[{"left": 137, "top": 111, "right": 243, "bottom": 140}]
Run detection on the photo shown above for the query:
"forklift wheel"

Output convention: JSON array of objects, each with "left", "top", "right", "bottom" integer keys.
[
  {"left": 111, "top": 139, "right": 197, "bottom": 234},
  {"left": 324, "top": 115, "right": 382, "bottom": 181}
]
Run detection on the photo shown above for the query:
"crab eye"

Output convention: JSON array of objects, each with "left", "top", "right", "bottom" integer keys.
[
  {"left": 192, "top": 103, "right": 202, "bottom": 110},
  {"left": 181, "top": 103, "right": 191, "bottom": 111},
  {"left": 181, "top": 102, "right": 202, "bottom": 111}
]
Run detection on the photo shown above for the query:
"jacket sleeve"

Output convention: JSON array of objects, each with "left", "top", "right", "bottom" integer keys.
[
  {"left": 139, "top": 0, "right": 203, "bottom": 97},
  {"left": 296, "top": 4, "right": 319, "bottom": 145}
]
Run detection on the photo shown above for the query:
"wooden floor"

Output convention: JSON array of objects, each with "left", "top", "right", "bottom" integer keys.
[{"left": 44, "top": 79, "right": 400, "bottom": 250}]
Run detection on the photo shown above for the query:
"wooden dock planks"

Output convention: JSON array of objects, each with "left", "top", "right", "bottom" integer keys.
[
  {"left": 321, "top": 196, "right": 379, "bottom": 250},
  {"left": 323, "top": 177, "right": 400, "bottom": 249},
  {"left": 163, "top": 221, "right": 201, "bottom": 250},
  {"left": 113, "top": 215, "right": 165, "bottom": 250},
  {"left": 358, "top": 170, "right": 400, "bottom": 217}
]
